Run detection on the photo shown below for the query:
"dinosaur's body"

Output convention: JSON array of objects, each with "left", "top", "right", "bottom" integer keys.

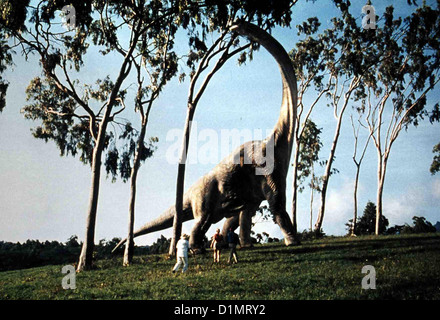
[{"left": 113, "top": 21, "right": 298, "bottom": 252}]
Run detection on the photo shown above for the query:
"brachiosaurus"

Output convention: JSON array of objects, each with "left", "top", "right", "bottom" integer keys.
[{"left": 113, "top": 21, "right": 299, "bottom": 253}]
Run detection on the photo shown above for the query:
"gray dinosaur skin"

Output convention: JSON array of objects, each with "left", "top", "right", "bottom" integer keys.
[{"left": 113, "top": 21, "right": 298, "bottom": 253}]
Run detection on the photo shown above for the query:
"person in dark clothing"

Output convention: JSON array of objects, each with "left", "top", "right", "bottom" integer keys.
[{"left": 226, "top": 228, "right": 240, "bottom": 264}]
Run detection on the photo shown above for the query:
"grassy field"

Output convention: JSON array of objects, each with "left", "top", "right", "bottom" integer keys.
[{"left": 1, "top": 233, "right": 439, "bottom": 300}]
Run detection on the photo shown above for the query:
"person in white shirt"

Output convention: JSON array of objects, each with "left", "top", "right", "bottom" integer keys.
[{"left": 172, "top": 234, "right": 190, "bottom": 273}]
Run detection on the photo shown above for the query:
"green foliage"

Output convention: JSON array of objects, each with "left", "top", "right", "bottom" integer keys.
[
  {"left": 0, "top": 235, "right": 154, "bottom": 271},
  {"left": 176, "top": 0, "right": 299, "bottom": 84},
  {"left": 0, "top": 0, "right": 30, "bottom": 33},
  {"left": 148, "top": 235, "right": 171, "bottom": 254},
  {"left": 254, "top": 205, "right": 276, "bottom": 225},
  {"left": 15, "top": 1, "right": 172, "bottom": 182},
  {"left": 298, "top": 228, "right": 326, "bottom": 241},
  {"left": 104, "top": 127, "right": 158, "bottom": 183},
  {"left": 0, "top": 0, "right": 23, "bottom": 112},
  {"left": 0, "top": 43, "right": 10, "bottom": 112},
  {"left": 292, "top": 1, "right": 440, "bottom": 131},
  {"left": 430, "top": 142, "right": 440, "bottom": 174},
  {"left": 360, "top": 3, "right": 440, "bottom": 128},
  {"left": 0, "top": 239, "right": 77, "bottom": 271},
  {"left": 290, "top": 4, "right": 375, "bottom": 94},
  {"left": 297, "top": 119, "right": 323, "bottom": 192},
  {"left": 23, "top": 77, "right": 95, "bottom": 163},
  {"left": 411, "top": 216, "right": 437, "bottom": 234},
  {"left": 387, "top": 216, "right": 437, "bottom": 235},
  {"left": 347, "top": 201, "right": 389, "bottom": 235}
]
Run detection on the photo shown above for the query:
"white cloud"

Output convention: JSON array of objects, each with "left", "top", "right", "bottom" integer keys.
[
  {"left": 325, "top": 178, "right": 355, "bottom": 225},
  {"left": 383, "top": 188, "right": 425, "bottom": 226},
  {"left": 383, "top": 197, "right": 415, "bottom": 226}
]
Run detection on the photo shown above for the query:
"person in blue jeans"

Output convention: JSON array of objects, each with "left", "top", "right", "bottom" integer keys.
[
  {"left": 227, "top": 228, "right": 240, "bottom": 264},
  {"left": 172, "top": 234, "right": 190, "bottom": 273}
]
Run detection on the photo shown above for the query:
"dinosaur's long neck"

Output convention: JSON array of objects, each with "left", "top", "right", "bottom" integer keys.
[{"left": 231, "top": 22, "right": 297, "bottom": 174}]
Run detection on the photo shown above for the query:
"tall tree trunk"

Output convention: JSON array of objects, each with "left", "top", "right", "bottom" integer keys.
[
  {"left": 314, "top": 110, "right": 345, "bottom": 232},
  {"left": 375, "top": 154, "right": 388, "bottom": 235},
  {"left": 77, "top": 127, "right": 107, "bottom": 272},
  {"left": 310, "top": 182, "right": 314, "bottom": 231},
  {"left": 310, "top": 190, "right": 314, "bottom": 231},
  {"left": 291, "top": 143, "right": 301, "bottom": 234},
  {"left": 352, "top": 163, "right": 361, "bottom": 236},
  {"left": 123, "top": 118, "right": 148, "bottom": 266},
  {"left": 169, "top": 106, "right": 196, "bottom": 256},
  {"left": 75, "top": 27, "right": 138, "bottom": 272},
  {"left": 314, "top": 78, "right": 359, "bottom": 233}
]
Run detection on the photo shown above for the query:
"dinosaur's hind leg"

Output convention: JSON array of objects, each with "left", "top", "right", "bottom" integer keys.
[
  {"left": 222, "top": 216, "right": 239, "bottom": 238},
  {"left": 222, "top": 209, "right": 256, "bottom": 247},
  {"left": 272, "top": 209, "right": 297, "bottom": 246}
]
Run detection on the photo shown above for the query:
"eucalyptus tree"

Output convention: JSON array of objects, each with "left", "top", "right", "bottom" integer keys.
[
  {"left": 289, "top": 17, "right": 335, "bottom": 233},
  {"left": 119, "top": 6, "right": 179, "bottom": 266},
  {"left": 4, "top": 0, "right": 188, "bottom": 271},
  {"left": 296, "top": 119, "right": 323, "bottom": 231},
  {"left": 288, "top": 7, "right": 375, "bottom": 233},
  {"left": 359, "top": 4, "right": 440, "bottom": 235},
  {"left": 294, "top": 2, "right": 440, "bottom": 235},
  {"left": 349, "top": 113, "right": 372, "bottom": 236},
  {"left": 312, "top": 10, "right": 370, "bottom": 233}
]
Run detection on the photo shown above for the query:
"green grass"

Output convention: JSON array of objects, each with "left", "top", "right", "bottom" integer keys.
[{"left": 1, "top": 233, "right": 440, "bottom": 300}]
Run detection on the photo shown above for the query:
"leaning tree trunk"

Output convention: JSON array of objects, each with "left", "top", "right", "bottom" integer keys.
[
  {"left": 291, "top": 143, "right": 301, "bottom": 234},
  {"left": 169, "top": 33, "right": 239, "bottom": 256},
  {"left": 123, "top": 119, "right": 148, "bottom": 266},
  {"left": 76, "top": 31, "right": 137, "bottom": 272},
  {"left": 314, "top": 112, "right": 344, "bottom": 233},
  {"left": 77, "top": 125, "right": 108, "bottom": 272},
  {"left": 314, "top": 78, "right": 359, "bottom": 233},
  {"left": 375, "top": 153, "right": 388, "bottom": 235},
  {"left": 170, "top": 105, "right": 196, "bottom": 256}
]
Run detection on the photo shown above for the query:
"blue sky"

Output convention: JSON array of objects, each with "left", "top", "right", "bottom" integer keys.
[{"left": 0, "top": 0, "right": 439, "bottom": 246}]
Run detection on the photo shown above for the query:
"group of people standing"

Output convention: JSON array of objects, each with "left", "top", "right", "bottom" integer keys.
[{"left": 172, "top": 228, "right": 241, "bottom": 273}]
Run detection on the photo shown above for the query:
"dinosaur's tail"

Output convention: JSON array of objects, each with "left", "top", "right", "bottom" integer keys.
[{"left": 111, "top": 202, "right": 193, "bottom": 253}]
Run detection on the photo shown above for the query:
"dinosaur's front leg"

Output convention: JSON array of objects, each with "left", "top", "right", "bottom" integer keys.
[
  {"left": 272, "top": 210, "right": 298, "bottom": 246},
  {"left": 267, "top": 189, "right": 300, "bottom": 246},
  {"left": 222, "top": 210, "right": 255, "bottom": 247}
]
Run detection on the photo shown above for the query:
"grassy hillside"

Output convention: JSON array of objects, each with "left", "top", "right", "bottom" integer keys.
[{"left": 1, "top": 233, "right": 439, "bottom": 300}]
